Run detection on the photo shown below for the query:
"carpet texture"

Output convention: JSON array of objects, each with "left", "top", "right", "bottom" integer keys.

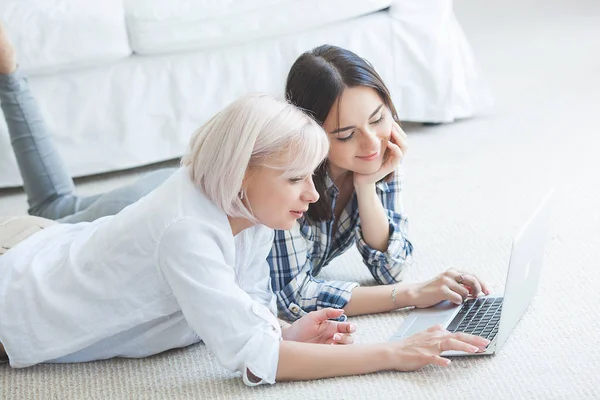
[{"left": 1, "top": 0, "right": 599, "bottom": 398}]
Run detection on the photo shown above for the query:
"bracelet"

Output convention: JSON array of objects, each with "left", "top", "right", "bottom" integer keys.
[{"left": 391, "top": 286, "right": 398, "bottom": 306}]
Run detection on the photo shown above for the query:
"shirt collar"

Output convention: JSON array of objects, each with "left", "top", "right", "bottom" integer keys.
[{"left": 324, "top": 172, "right": 338, "bottom": 195}]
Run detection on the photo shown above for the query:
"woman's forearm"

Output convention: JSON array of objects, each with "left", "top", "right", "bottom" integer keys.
[
  {"left": 343, "top": 283, "right": 416, "bottom": 316},
  {"left": 355, "top": 183, "right": 390, "bottom": 252},
  {"left": 276, "top": 340, "right": 391, "bottom": 381}
]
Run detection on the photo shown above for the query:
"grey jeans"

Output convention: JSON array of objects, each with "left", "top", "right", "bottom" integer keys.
[{"left": 0, "top": 69, "right": 175, "bottom": 223}]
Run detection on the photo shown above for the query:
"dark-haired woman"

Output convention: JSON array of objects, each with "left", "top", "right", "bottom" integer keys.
[
  {"left": 1, "top": 39, "right": 489, "bottom": 323},
  {"left": 269, "top": 45, "right": 489, "bottom": 321}
]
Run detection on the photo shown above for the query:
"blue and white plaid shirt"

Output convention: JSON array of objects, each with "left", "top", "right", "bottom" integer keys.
[{"left": 267, "top": 167, "right": 414, "bottom": 321}]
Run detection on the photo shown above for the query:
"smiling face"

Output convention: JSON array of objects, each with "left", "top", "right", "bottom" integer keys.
[
  {"left": 322, "top": 86, "right": 393, "bottom": 178},
  {"left": 243, "top": 151, "right": 320, "bottom": 230}
]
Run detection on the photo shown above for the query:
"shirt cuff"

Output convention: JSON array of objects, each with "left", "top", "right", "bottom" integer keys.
[
  {"left": 240, "top": 303, "right": 282, "bottom": 386},
  {"left": 282, "top": 280, "right": 360, "bottom": 321},
  {"left": 356, "top": 223, "right": 395, "bottom": 263},
  {"left": 356, "top": 223, "right": 412, "bottom": 282}
]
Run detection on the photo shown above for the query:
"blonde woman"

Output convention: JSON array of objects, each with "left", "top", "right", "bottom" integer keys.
[{"left": 0, "top": 93, "right": 337, "bottom": 380}]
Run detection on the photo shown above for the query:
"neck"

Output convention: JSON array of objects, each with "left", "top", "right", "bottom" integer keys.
[
  {"left": 327, "top": 164, "right": 351, "bottom": 189},
  {"left": 227, "top": 216, "right": 255, "bottom": 236}
]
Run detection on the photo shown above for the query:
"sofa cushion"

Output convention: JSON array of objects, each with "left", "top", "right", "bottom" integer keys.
[
  {"left": 0, "top": 0, "right": 131, "bottom": 76},
  {"left": 125, "top": 0, "right": 393, "bottom": 54}
]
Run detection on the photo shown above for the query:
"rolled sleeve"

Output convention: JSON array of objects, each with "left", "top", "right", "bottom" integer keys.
[
  {"left": 268, "top": 226, "right": 358, "bottom": 321},
  {"left": 356, "top": 168, "right": 414, "bottom": 284},
  {"left": 275, "top": 271, "right": 359, "bottom": 321},
  {"left": 356, "top": 218, "right": 413, "bottom": 284},
  {"left": 240, "top": 303, "right": 281, "bottom": 386},
  {"left": 158, "top": 218, "right": 281, "bottom": 386}
]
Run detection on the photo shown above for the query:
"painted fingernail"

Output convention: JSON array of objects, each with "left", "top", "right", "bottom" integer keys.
[{"left": 334, "top": 334, "right": 342, "bottom": 341}]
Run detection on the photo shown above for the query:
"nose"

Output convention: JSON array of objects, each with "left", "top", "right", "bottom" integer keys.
[
  {"left": 302, "top": 177, "right": 320, "bottom": 204},
  {"left": 360, "top": 126, "right": 381, "bottom": 150}
]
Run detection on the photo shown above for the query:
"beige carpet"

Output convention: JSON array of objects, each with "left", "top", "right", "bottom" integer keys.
[{"left": 1, "top": 0, "right": 600, "bottom": 398}]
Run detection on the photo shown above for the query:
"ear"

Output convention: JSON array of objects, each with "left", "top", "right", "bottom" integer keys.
[
  {"left": 242, "top": 167, "right": 254, "bottom": 186},
  {"left": 240, "top": 167, "right": 255, "bottom": 197}
]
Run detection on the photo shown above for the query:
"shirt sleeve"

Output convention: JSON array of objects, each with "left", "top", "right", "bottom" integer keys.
[
  {"left": 157, "top": 218, "right": 281, "bottom": 386},
  {"left": 355, "top": 167, "right": 414, "bottom": 284},
  {"left": 268, "top": 225, "right": 359, "bottom": 321}
]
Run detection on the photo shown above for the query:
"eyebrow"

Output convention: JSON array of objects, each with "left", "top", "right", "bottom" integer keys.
[{"left": 330, "top": 104, "right": 385, "bottom": 134}]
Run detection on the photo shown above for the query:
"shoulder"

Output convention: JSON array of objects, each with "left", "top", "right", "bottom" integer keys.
[
  {"left": 150, "top": 167, "right": 229, "bottom": 226},
  {"left": 251, "top": 224, "right": 275, "bottom": 246},
  {"left": 159, "top": 216, "right": 233, "bottom": 258}
]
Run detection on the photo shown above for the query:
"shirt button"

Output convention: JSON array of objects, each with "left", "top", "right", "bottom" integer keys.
[{"left": 289, "top": 304, "right": 300, "bottom": 313}]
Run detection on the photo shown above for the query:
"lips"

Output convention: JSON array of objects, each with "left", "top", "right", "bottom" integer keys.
[
  {"left": 290, "top": 209, "right": 308, "bottom": 218},
  {"left": 357, "top": 151, "right": 379, "bottom": 161}
]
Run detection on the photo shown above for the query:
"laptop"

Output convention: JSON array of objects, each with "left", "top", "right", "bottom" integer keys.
[{"left": 389, "top": 190, "right": 554, "bottom": 356}]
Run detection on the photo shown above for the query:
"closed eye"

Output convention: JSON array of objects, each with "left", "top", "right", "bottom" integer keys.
[
  {"left": 371, "top": 114, "right": 385, "bottom": 125},
  {"left": 289, "top": 175, "right": 309, "bottom": 183},
  {"left": 337, "top": 132, "right": 354, "bottom": 142},
  {"left": 335, "top": 108, "right": 385, "bottom": 142}
]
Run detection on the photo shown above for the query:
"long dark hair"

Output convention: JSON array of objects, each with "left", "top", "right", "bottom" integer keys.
[{"left": 285, "top": 44, "right": 400, "bottom": 222}]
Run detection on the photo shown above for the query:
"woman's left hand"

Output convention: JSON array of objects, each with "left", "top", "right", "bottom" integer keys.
[
  {"left": 283, "top": 308, "right": 356, "bottom": 345},
  {"left": 353, "top": 122, "right": 407, "bottom": 187}
]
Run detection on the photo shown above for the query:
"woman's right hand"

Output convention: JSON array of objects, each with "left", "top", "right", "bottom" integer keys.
[
  {"left": 388, "top": 325, "right": 490, "bottom": 371},
  {"left": 407, "top": 269, "right": 491, "bottom": 308}
]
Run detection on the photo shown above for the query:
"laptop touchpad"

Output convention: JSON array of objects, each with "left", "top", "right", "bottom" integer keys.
[{"left": 405, "top": 316, "right": 447, "bottom": 336}]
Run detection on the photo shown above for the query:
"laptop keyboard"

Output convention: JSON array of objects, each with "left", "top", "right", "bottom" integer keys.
[{"left": 446, "top": 297, "right": 503, "bottom": 341}]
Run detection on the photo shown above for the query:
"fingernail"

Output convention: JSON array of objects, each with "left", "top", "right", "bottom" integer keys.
[
  {"left": 349, "top": 324, "right": 356, "bottom": 333},
  {"left": 470, "top": 345, "right": 479, "bottom": 352},
  {"left": 334, "top": 334, "right": 342, "bottom": 341}
]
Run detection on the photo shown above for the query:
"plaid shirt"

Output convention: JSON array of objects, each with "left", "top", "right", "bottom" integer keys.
[{"left": 267, "top": 168, "right": 414, "bottom": 321}]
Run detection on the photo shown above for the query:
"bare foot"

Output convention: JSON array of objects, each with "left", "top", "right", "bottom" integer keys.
[{"left": 0, "top": 22, "right": 17, "bottom": 74}]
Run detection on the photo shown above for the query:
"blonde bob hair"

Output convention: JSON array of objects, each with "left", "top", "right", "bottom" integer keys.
[{"left": 181, "top": 93, "right": 329, "bottom": 222}]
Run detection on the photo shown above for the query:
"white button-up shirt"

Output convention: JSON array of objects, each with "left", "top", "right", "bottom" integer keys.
[{"left": 0, "top": 167, "right": 281, "bottom": 386}]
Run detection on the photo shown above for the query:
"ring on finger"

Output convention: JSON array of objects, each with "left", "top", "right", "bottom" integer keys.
[{"left": 456, "top": 274, "right": 465, "bottom": 285}]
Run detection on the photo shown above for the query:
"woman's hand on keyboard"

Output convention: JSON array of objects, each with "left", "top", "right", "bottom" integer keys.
[
  {"left": 407, "top": 269, "right": 491, "bottom": 308},
  {"left": 390, "top": 324, "right": 490, "bottom": 370}
]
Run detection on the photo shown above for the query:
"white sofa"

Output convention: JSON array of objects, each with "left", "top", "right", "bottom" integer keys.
[{"left": 0, "top": 0, "right": 492, "bottom": 188}]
